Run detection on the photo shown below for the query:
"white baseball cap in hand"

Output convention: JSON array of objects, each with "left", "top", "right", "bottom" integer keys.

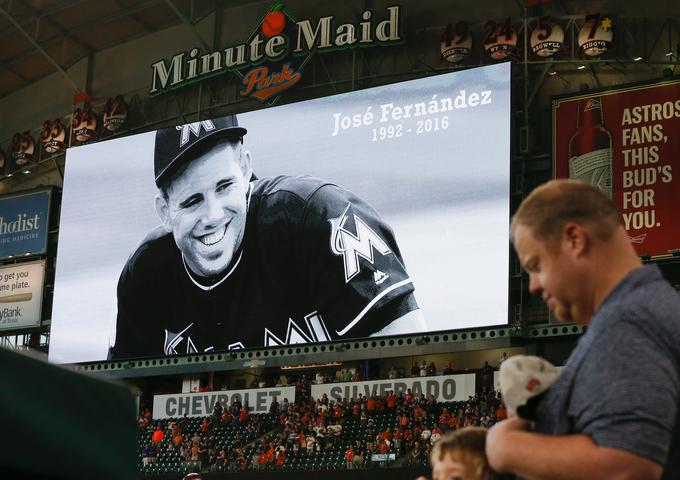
[{"left": 499, "top": 355, "right": 560, "bottom": 420}]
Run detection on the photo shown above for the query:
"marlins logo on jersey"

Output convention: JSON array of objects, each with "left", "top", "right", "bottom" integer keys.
[{"left": 329, "top": 203, "right": 392, "bottom": 283}]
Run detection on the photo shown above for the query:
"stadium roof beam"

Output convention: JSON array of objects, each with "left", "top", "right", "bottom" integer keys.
[
  {"left": 0, "top": 0, "right": 165, "bottom": 76},
  {"left": 0, "top": 57, "right": 30, "bottom": 82},
  {"left": 528, "top": 62, "right": 553, "bottom": 109},
  {"left": 0, "top": 4, "right": 81, "bottom": 91},
  {"left": 163, "top": 0, "right": 210, "bottom": 51},
  {"left": 15, "top": 0, "right": 95, "bottom": 55},
  {"left": 586, "top": 64, "right": 601, "bottom": 89},
  {"left": 0, "top": 0, "right": 85, "bottom": 40},
  {"left": 111, "top": 0, "right": 154, "bottom": 33}
]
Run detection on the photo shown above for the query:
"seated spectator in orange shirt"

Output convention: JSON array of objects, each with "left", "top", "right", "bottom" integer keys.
[
  {"left": 375, "top": 397, "right": 385, "bottom": 413},
  {"left": 400, "top": 414, "right": 409, "bottom": 427},
  {"left": 383, "top": 428, "right": 393, "bottom": 442},
  {"left": 403, "top": 428, "right": 413, "bottom": 447},
  {"left": 346, "top": 447, "right": 355, "bottom": 469},
  {"left": 394, "top": 426, "right": 402, "bottom": 444},
  {"left": 448, "top": 415, "right": 460, "bottom": 430},
  {"left": 495, "top": 403, "right": 507, "bottom": 421},
  {"left": 152, "top": 427, "right": 164, "bottom": 447},
  {"left": 387, "top": 392, "right": 397, "bottom": 411},
  {"left": 379, "top": 439, "right": 390, "bottom": 454},
  {"left": 239, "top": 407, "right": 249, "bottom": 423},
  {"left": 221, "top": 410, "right": 232, "bottom": 424},
  {"left": 367, "top": 397, "right": 377, "bottom": 415},
  {"left": 439, "top": 409, "right": 451, "bottom": 430}
]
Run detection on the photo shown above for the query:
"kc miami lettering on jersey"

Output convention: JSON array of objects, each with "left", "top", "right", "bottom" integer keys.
[{"left": 164, "top": 312, "right": 333, "bottom": 353}]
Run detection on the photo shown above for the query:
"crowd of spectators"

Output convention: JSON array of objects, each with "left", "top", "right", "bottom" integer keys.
[
  {"left": 137, "top": 402, "right": 278, "bottom": 472},
  {"left": 137, "top": 360, "right": 510, "bottom": 474},
  {"left": 167, "top": 391, "right": 506, "bottom": 471}
]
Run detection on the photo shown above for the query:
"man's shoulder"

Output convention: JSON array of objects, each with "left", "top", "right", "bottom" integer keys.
[
  {"left": 252, "top": 175, "right": 336, "bottom": 205},
  {"left": 249, "top": 175, "right": 352, "bottom": 230},
  {"left": 121, "top": 227, "right": 177, "bottom": 279},
  {"left": 596, "top": 265, "right": 680, "bottom": 335}
]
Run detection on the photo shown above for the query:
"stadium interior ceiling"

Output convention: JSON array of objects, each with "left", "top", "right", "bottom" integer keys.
[{"left": 1, "top": 0, "right": 680, "bottom": 378}]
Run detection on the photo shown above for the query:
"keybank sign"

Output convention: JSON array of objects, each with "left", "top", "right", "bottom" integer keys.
[
  {"left": 0, "top": 190, "right": 51, "bottom": 259},
  {"left": 149, "top": 4, "right": 403, "bottom": 103}
]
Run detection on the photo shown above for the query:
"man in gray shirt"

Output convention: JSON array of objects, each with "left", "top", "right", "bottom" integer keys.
[{"left": 486, "top": 179, "right": 679, "bottom": 480}]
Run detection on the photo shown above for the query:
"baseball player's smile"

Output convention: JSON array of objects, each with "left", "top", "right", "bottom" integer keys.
[{"left": 197, "top": 224, "right": 227, "bottom": 246}]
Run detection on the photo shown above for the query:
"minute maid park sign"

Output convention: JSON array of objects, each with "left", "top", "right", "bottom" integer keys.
[{"left": 149, "top": 3, "right": 403, "bottom": 104}]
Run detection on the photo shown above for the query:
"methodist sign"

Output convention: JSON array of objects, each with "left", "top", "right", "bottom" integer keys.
[
  {"left": 149, "top": 4, "right": 402, "bottom": 104},
  {"left": 311, "top": 374, "right": 476, "bottom": 403},
  {"left": 0, "top": 189, "right": 51, "bottom": 260},
  {"left": 152, "top": 386, "right": 295, "bottom": 419}
]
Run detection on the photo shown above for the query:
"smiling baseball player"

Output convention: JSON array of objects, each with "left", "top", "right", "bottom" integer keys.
[{"left": 109, "top": 115, "right": 425, "bottom": 359}]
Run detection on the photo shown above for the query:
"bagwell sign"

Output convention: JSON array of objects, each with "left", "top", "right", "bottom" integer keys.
[{"left": 149, "top": 4, "right": 403, "bottom": 103}]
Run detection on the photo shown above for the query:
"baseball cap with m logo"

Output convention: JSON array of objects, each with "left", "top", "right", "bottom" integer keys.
[{"left": 154, "top": 114, "right": 247, "bottom": 188}]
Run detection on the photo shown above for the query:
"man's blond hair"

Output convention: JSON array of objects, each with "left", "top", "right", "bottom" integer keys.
[
  {"left": 431, "top": 427, "right": 511, "bottom": 480},
  {"left": 510, "top": 179, "right": 622, "bottom": 246}
]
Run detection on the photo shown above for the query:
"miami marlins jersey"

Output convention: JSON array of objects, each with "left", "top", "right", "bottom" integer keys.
[{"left": 109, "top": 175, "right": 418, "bottom": 359}]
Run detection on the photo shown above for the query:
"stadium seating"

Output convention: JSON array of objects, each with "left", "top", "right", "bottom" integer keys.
[
  {"left": 137, "top": 413, "right": 279, "bottom": 475},
  {"left": 136, "top": 385, "right": 504, "bottom": 475}
]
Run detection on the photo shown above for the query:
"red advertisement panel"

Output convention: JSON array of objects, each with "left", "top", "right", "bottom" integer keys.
[{"left": 553, "top": 78, "right": 680, "bottom": 257}]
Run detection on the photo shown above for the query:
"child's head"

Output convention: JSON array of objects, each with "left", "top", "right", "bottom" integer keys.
[{"left": 430, "top": 427, "right": 510, "bottom": 480}]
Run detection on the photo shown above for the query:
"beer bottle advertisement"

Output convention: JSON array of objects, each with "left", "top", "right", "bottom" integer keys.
[
  {"left": 567, "top": 97, "right": 613, "bottom": 199},
  {"left": 553, "top": 79, "right": 680, "bottom": 257}
]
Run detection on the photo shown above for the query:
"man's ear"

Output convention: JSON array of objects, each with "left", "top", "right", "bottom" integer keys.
[
  {"left": 563, "top": 223, "right": 588, "bottom": 257},
  {"left": 241, "top": 149, "right": 253, "bottom": 182},
  {"left": 155, "top": 194, "right": 173, "bottom": 233}
]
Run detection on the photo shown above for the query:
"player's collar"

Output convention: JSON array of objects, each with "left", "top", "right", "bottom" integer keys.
[{"left": 182, "top": 250, "right": 243, "bottom": 291}]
